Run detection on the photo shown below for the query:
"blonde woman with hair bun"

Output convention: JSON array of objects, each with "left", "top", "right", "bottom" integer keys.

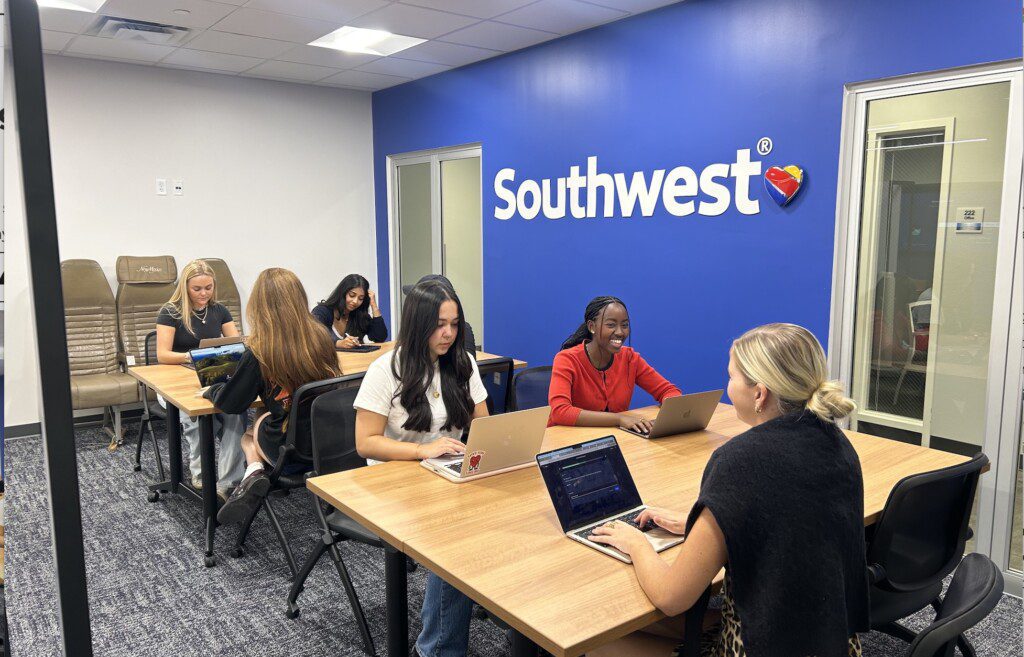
[{"left": 589, "top": 323, "right": 869, "bottom": 657}]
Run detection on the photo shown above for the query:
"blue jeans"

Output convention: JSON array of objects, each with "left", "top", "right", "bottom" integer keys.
[{"left": 416, "top": 573, "right": 475, "bottom": 657}]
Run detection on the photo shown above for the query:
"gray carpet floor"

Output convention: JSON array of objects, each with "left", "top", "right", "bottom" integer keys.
[{"left": 4, "top": 422, "right": 1023, "bottom": 656}]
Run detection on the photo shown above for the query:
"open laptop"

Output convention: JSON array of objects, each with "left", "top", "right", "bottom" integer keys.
[
  {"left": 420, "top": 406, "right": 550, "bottom": 483},
  {"left": 621, "top": 389, "right": 723, "bottom": 438},
  {"left": 199, "top": 336, "right": 244, "bottom": 348},
  {"left": 537, "top": 435, "right": 686, "bottom": 563},
  {"left": 180, "top": 336, "right": 244, "bottom": 370},
  {"left": 187, "top": 342, "right": 246, "bottom": 388}
]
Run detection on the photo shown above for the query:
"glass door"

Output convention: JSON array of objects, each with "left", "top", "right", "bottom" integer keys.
[
  {"left": 389, "top": 145, "right": 484, "bottom": 347},
  {"left": 834, "top": 64, "right": 1023, "bottom": 592}
]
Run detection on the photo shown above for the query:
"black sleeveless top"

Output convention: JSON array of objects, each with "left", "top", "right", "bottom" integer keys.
[{"left": 685, "top": 411, "right": 870, "bottom": 657}]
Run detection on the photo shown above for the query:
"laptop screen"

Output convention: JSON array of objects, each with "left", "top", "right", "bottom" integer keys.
[
  {"left": 536, "top": 435, "right": 642, "bottom": 532},
  {"left": 189, "top": 343, "right": 245, "bottom": 387}
]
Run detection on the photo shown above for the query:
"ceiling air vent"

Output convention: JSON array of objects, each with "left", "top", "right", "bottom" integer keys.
[{"left": 84, "top": 16, "right": 191, "bottom": 46}]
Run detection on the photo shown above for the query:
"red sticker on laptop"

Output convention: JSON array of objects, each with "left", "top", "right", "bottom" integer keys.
[{"left": 467, "top": 451, "right": 485, "bottom": 474}]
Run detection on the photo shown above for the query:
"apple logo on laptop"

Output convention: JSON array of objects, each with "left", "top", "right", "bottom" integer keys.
[{"left": 683, "top": 410, "right": 691, "bottom": 418}]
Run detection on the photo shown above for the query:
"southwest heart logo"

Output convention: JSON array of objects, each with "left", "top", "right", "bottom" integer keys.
[{"left": 764, "top": 165, "right": 804, "bottom": 206}]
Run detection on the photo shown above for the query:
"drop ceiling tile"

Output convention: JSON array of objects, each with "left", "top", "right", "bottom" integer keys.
[
  {"left": 585, "top": 0, "right": 681, "bottom": 11},
  {"left": 320, "top": 69, "right": 409, "bottom": 90},
  {"left": 64, "top": 34, "right": 176, "bottom": 63},
  {"left": 42, "top": 30, "right": 76, "bottom": 52},
  {"left": 39, "top": 7, "right": 96, "bottom": 34},
  {"left": 160, "top": 48, "right": 264, "bottom": 72},
  {"left": 242, "top": 0, "right": 388, "bottom": 24},
  {"left": 357, "top": 57, "right": 449, "bottom": 78},
  {"left": 390, "top": 39, "right": 500, "bottom": 66},
  {"left": 97, "top": 0, "right": 238, "bottom": 30},
  {"left": 242, "top": 59, "right": 339, "bottom": 82},
  {"left": 210, "top": 7, "right": 338, "bottom": 43},
  {"left": 349, "top": 3, "right": 480, "bottom": 39},
  {"left": 497, "top": 0, "right": 626, "bottom": 34},
  {"left": 398, "top": 0, "right": 536, "bottom": 20},
  {"left": 186, "top": 30, "right": 294, "bottom": 58},
  {"left": 315, "top": 81, "right": 375, "bottom": 92},
  {"left": 275, "top": 44, "right": 380, "bottom": 69},
  {"left": 440, "top": 20, "right": 557, "bottom": 51}
]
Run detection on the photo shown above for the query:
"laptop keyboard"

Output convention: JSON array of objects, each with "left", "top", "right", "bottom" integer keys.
[
  {"left": 443, "top": 461, "right": 464, "bottom": 474},
  {"left": 574, "top": 510, "right": 655, "bottom": 541}
]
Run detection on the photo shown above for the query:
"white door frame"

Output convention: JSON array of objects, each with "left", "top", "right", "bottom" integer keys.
[
  {"left": 385, "top": 143, "right": 483, "bottom": 337},
  {"left": 828, "top": 59, "right": 1024, "bottom": 594},
  {"left": 850, "top": 119, "right": 955, "bottom": 446}
]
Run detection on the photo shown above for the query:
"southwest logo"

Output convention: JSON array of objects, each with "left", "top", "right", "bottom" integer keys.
[
  {"left": 494, "top": 149, "right": 763, "bottom": 220},
  {"left": 763, "top": 165, "right": 804, "bottom": 206}
]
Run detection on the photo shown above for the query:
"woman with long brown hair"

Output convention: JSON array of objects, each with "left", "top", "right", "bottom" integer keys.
[{"left": 205, "top": 268, "right": 341, "bottom": 522}]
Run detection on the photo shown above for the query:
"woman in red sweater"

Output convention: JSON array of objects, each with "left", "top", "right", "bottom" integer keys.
[{"left": 548, "top": 296, "right": 681, "bottom": 431}]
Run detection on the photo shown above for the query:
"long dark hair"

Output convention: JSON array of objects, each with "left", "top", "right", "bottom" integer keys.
[
  {"left": 392, "top": 281, "right": 475, "bottom": 432},
  {"left": 321, "top": 274, "right": 372, "bottom": 338},
  {"left": 561, "top": 296, "right": 629, "bottom": 350}
]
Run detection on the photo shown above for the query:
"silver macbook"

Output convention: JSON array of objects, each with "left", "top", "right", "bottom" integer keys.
[
  {"left": 420, "top": 406, "right": 550, "bottom": 483},
  {"left": 537, "top": 435, "right": 685, "bottom": 563},
  {"left": 622, "top": 389, "right": 723, "bottom": 438}
]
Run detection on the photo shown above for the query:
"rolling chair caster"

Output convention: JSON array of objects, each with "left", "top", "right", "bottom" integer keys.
[
  {"left": 285, "top": 603, "right": 300, "bottom": 620},
  {"left": 147, "top": 491, "right": 160, "bottom": 503}
]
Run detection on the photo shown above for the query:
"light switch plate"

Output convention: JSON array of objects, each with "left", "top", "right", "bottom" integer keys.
[{"left": 156, "top": 178, "right": 167, "bottom": 196}]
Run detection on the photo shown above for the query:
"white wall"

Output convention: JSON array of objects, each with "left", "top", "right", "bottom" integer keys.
[{"left": 4, "top": 55, "right": 378, "bottom": 428}]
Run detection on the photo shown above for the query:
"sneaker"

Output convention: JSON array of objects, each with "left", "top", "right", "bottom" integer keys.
[
  {"left": 216, "top": 470, "right": 269, "bottom": 524},
  {"left": 191, "top": 475, "right": 203, "bottom": 491}
]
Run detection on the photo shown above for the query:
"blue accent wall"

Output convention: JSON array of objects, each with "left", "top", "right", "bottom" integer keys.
[{"left": 371, "top": 0, "right": 1019, "bottom": 403}]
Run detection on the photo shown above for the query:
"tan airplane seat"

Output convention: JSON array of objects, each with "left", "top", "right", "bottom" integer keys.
[
  {"left": 115, "top": 255, "right": 177, "bottom": 366},
  {"left": 200, "top": 257, "right": 243, "bottom": 334},
  {"left": 62, "top": 259, "right": 139, "bottom": 440}
]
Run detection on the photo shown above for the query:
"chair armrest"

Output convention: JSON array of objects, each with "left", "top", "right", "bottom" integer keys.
[{"left": 867, "top": 563, "right": 887, "bottom": 585}]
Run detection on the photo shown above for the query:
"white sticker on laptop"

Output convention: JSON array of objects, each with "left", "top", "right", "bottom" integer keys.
[{"left": 467, "top": 451, "right": 486, "bottom": 474}]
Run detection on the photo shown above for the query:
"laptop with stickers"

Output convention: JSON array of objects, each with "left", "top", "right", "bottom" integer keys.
[{"left": 420, "top": 406, "right": 550, "bottom": 483}]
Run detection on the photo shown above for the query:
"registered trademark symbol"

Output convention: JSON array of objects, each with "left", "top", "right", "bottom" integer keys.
[{"left": 756, "top": 137, "right": 773, "bottom": 156}]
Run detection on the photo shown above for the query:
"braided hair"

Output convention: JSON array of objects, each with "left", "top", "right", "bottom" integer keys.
[{"left": 561, "top": 296, "right": 629, "bottom": 351}]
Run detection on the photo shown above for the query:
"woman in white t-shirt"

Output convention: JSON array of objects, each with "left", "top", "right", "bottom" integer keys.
[{"left": 353, "top": 279, "right": 488, "bottom": 657}]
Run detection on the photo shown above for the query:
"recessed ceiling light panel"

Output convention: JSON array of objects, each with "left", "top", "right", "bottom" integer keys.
[
  {"left": 309, "top": 26, "right": 425, "bottom": 57},
  {"left": 37, "top": 0, "right": 105, "bottom": 12}
]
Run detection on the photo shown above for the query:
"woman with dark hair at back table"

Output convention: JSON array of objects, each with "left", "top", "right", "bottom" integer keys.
[
  {"left": 548, "top": 296, "right": 681, "bottom": 432},
  {"left": 353, "top": 280, "right": 489, "bottom": 657},
  {"left": 312, "top": 274, "right": 388, "bottom": 348}
]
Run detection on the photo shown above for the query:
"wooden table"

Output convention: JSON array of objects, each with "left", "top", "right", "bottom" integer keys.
[
  {"left": 127, "top": 342, "right": 525, "bottom": 567},
  {"left": 308, "top": 403, "right": 972, "bottom": 657}
]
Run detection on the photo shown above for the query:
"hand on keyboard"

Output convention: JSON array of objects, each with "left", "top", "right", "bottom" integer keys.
[{"left": 618, "top": 414, "right": 653, "bottom": 435}]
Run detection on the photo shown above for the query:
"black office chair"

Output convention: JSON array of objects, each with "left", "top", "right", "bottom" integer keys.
[
  {"left": 867, "top": 452, "right": 988, "bottom": 656},
  {"left": 906, "top": 553, "right": 1003, "bottom": 657},
  {"left": 476, "top": 356, "right": 515, "bottom": 415},
  {"left": 509, "top": 365, "right": 552, "bottom": 411},
  {"left": 285, "top": 381, "right": 381, "bottom": 657},
  {"left": 132, "top": 330, "right": 166, "bottom": 480},
  {"left": 229, "top": 375, "right": 359, "bottom": 579}
]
